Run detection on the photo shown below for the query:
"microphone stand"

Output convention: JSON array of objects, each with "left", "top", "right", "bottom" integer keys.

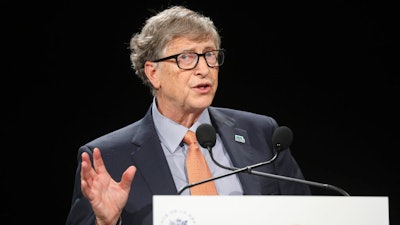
[
  {"left": 246, "top": 170, "right": 350, "bottom": 196},
  {"left": 178, "top": 161, "right": 268, "bottom": 195},
  {"left": 178, "top": 149, "right": 279, "bottom": 195},
  {"left": 209, "top": 148, "right": 350, "bottom": 196},
  {"left": 178, "top": 151, "right": 350, "bottom": 196},
  {"left": 190, "top": 124, "right": 349, "bottom": 196}
]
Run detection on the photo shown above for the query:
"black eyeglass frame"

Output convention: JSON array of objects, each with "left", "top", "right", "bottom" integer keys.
[{"left": 151, "top": 49, "right": 225, "bottom": 70}]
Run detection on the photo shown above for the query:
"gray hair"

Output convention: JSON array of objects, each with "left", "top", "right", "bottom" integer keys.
[{"left": 129, "top": 5, "right": 221, "bottom": 96}]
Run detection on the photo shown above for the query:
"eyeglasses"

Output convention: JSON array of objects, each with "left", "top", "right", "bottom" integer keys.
[{"left": 152, "top": 50, "right": 225, "bottom": 70}]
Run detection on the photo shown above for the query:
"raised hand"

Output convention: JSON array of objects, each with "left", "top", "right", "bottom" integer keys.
[{"left": 80, "top": 147, "right": 137, "bottom": 225}]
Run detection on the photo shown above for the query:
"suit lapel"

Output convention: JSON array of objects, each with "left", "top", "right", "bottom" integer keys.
[
  {"left": 130, "top": 107, "right": 178, "bottom": 195},
  {"left": 209, "top": 107, "right": 262, "bottom": 195}
]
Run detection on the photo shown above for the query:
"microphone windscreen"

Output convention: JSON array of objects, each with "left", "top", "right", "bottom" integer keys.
[
  {"left": 272, "top": 126, "right": 293, "bottom": 151},
  {"left": 196, "top": 123, "right": 217, "bottom": 149}
]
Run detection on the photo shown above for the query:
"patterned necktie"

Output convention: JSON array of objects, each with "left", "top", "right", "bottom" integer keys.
[{"left": 184, "top": 130, "right": 218, "bottom": 195}]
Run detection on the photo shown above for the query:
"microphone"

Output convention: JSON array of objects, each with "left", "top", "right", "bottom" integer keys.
[
  {"left": 196, "top": 123, "right": 293, "bottom": 151},
  {"left": 272, "top": 125, "right": 293, "bottom": 152},
  {"left": 177, "top": 124, "right": 350, "bottom": 196},
  {"left": 196, "top": 124, "right": 291, "bottom": 171},
  {"left": 177, "top": 124, "right": 290, "bottom": 194}
]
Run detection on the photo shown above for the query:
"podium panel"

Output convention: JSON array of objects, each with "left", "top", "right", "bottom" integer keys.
[{"left": 153, "top": 195, "right": 389, "bottom": 225}]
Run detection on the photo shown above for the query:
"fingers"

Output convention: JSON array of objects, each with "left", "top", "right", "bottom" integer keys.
[
  {"left": 80, "top": 152, "right": 95, "bottom": 199},
  {"left": 120, "top": 166, "right": 137, "bottom": 190},
  {"left": 81, "top": 152, "right": 95, "bottom": 181},
  {"left": 80, "top": 148, "right": 104, "bottom": 191},
  {"left": 81, "top": 147, "right": 136, "bottom": 192},
  {"left": 92, "top": 148, "right": 106, "bottom": 173}
]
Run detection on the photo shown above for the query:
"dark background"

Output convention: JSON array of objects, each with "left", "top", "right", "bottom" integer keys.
[{"left": 6, "top": 0, "right": 398, "bottom": 224}]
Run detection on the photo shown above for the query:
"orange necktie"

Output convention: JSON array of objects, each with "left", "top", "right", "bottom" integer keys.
[{"left": 184, "top": 130, "right": 218, "bottom": 195}]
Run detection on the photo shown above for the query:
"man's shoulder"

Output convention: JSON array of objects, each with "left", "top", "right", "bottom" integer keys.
[
  {"left": 209, "top": 106, "right": 269, "bottom": 119},
  {"left": 208, "top": 106, "right": 276, "bottom": 126},
  {"left": 83, "top": 118, "right": 147, "bottom": 147}
]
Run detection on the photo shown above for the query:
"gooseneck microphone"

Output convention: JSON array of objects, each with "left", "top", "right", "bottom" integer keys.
[
  {"left": 271, "top": 125, "right": 293, "bottom": 152},
  {"left": 196, "top": 124, "right": 292, "bottom": 171},
  {"left": 177, "top": 124, "right": 291, "bottom": 195},
  {"left": 177, "top": 123, "right": 350, "bottom": 196}
]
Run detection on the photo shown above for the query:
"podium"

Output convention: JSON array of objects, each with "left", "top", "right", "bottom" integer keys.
[{"left": 153, "top": 195, "right": 389, "bottom": 225}]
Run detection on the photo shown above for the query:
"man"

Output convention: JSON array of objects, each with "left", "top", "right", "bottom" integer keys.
[{"left": 65, "top": 5, "right": 311, "bottom": 225}]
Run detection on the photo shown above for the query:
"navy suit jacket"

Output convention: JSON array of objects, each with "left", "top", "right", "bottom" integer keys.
[{"left": 66, "top": 105, "right": 311, "bottom": 225}]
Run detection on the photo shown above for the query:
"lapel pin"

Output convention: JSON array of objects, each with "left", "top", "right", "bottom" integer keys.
[{"left": 234, "top": 134, "right": 245, "bottom": 143}]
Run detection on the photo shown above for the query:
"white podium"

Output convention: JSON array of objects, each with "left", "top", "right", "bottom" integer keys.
[{"left": 153, "top": 195, "right": 389, "bottom": 225}]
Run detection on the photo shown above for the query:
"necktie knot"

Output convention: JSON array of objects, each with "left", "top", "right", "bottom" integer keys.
[{"left": 183, "top": 130, "right": 197, "bottom": 145}]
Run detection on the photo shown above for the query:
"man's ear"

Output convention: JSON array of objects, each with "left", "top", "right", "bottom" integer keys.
[{"left": 144, "top": 61, "right": 161, "bottom": 89}]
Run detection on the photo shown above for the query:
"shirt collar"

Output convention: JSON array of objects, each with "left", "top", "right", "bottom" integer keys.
[{"left": 151, "top": 97, "right": 212, "bottom": 153}]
